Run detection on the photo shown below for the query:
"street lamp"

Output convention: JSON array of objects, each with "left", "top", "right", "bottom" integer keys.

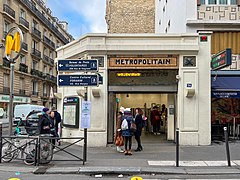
[{"left": 4, "top": 27, "right": 23, "bottom": 135}]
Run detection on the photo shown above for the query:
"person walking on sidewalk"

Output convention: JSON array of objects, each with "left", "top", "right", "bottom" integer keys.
[
  {"left": 121, "top": 109, "right": 133, "bottom": 155},
  {"left": 134, "top": 108, "right": 143, "bottom": 152},
  {"left": 150, "top": 106, "right": 161, "bottom": 135},
  {"left": 115, "top": 111, "right": 124, "bottom": 153}
]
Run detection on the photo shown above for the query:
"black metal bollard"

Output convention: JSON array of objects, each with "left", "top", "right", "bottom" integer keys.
[
  {"left": 176, "top": 128, "right": 179, "bottom": 167},
  {"left": 224, "top": 127, "right": 231, "bottom": 166},
  {"left": 0, "top": 122, "right": 2, "bottom": 163}
]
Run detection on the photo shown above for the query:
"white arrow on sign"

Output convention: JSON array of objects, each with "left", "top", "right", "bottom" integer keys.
[
  {"left": 59, "top": 79, "right": 63, "bottom": 82},
  {"left": 59, "top": 64, "right": 63, "bottom": 67}
]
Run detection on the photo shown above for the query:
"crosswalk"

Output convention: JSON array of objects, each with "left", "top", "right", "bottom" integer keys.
[{"left": 148, "top": 160, "right": 240, "bottom": 166}]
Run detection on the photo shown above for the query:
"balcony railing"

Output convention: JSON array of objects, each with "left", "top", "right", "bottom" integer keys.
[
  {"left": 43, "top": 36, "right": 55, "bottom": 49},
  {"left": 31, "top": 48, "right": 41, "bottom": 59},
  {"left": 3, "top": 58, "right": 10, "bottom": 68},
  {"left": 32, "top": 91, "right": 38, "bottom": 96},
  {"left": 42, "top": 73, "right": 50, "bottom": 80},
  {"left": 43, "top": 55, "right": 49, "bottom": 63},
  {"left": 19, "top": 17, "right": 29, "bottom": 29},
  {"left": 50, "top": 75, "right": 57, "bottom": 83},
  {"left": 32, "top": 27, "right": 41, "bottom": 39},
  {"left": 19, "top": 63, "right": 28, "bottom": 73},
  {"left": 22, "top": 42, "right": 28, "bottom": 51},
  {"left": 3, "top": 4, "right": 15, "bottom": 19},
  {"left": 31, "top": 69, "right": 43, "bottom": 78},
  {"left": 49, "top": 58, "right": 54, "bottom": 65},
  {"left": 3, "top": 87, "right": 10, "bottom": 95},
  {"left": 19, "top": 0, "right": 70, "bottom": 44},
  {"left": 19, "top": 89, "right": 25, "bottom": 95}
]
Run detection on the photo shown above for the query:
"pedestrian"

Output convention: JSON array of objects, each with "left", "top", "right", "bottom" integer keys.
[
  {"left": 150, "top": 106, "right": 161, "bottom": 135},
  {"left": 134, "top": 107, "right": 143, "bottom": 152},
  {"left": 50, "top": 107, "right": 62, "bottom": 146},
  {"left": 115, "top": 111, "right": 124, "bottom": 153},
  {"left": 121, "top": 109, "right": 133, "bottom": 155},
  {"left": 38, "top": 107, "right": 53, "bottom": 134}
]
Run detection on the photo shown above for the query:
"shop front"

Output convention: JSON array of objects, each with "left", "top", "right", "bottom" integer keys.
[{"left": 56, "top": 33, "right": 211, "bottom": 147}]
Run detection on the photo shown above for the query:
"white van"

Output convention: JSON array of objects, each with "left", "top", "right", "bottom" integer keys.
[{"left": 14, "top": 104, "right": 44, "bottom": 125}]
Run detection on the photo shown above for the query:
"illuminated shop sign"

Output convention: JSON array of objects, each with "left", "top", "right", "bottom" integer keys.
[
  {"left": 109, "top": 57, "right": 178, "bottom": 69},
  {"left": 116, "top": 73, "right": 141, "bottom": 77},
  {"left": 211, "top": 49, "right": 232, "bottom": 71}
]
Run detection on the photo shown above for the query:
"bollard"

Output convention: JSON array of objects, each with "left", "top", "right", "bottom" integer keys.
[
  {"left": 224, "top": 127, "right": 231, "bottom": 166},
  {"left": 0, "top": 122, "right": 2, "bottom": 163},
  {"left": 176, "top": 128, "right": 179, "bottom": 167}
]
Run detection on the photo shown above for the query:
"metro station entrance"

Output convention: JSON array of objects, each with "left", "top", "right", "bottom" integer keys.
[{"left": 107, "top": 69, "right": 178, "bottom": 144}]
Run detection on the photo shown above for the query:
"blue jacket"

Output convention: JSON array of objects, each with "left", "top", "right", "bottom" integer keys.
[{"left": 121, "top": 115, "right": 133, "bottom": 137}]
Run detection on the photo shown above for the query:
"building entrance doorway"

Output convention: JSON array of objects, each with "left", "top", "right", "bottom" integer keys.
[{"left": 107, "top": 92, "right": 177, "bottom": 144}]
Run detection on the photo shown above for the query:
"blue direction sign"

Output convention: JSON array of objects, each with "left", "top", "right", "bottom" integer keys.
[
  {"left": 58, "top": 59, "right": 98, "bottom": 72},
  {"left": 58, "top": 74, "right": 98, "bottom": 86}
]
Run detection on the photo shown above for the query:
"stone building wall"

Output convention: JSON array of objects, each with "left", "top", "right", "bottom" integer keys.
[{"left": 106, "top": 0, "right": 155, "bottom": 33}]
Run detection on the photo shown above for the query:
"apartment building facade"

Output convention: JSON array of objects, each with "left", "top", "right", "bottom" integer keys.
[{"left": 0, "top": 0, "right": 73, "bottom": 115}]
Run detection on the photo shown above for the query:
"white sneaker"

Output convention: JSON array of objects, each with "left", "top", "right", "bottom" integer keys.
[{"left": 117, "top": 146, "right": 124, "bottom": 153}]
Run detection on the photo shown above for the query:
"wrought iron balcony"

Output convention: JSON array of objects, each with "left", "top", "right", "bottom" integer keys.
[
  {"left": 3, "top": 4, "right": 15, "bottom": 19},
  {"left": 19, "top": 89, "right": 26, "bottom": 95},
  {"left": 19, "top": 0, "right": 70, "bottom": 44},
  {"left": 31, "top": 48, "right": 41, "bottom": 59},
  {"left": 3, "top": 58, "right": 10, "bottom": 68},
  {"left": 43, "top": 36, "right": 55, "bottom": 49},
  {"left": 43, "top": 92, "right": 48, "bottom": 97},
  {"left": 22, "top": 42, "right": 28, "bottom": 51},
  {"left": 32, "top": 91, "right": 38, "bottom": 96},
  {"left": 19, "top": 17, "right": 29, "bottom": 29},
  {"left": 42, "top": 73, "right": 50, "bottom": 80},
  {"left": 43, "top": 55, "right": 49, "bottom": 63},
  {"left": 49, "top": 58, "right": 54, "bottom": 65},
  {"left": 19, "top": 63, "right": 28, "bottom": 73},
  {"left": 50, "top": 75, "right": 57, "bottom": 83},
  {"left": 32, "top": 27, "right": 41, "bottom": 39},
  {"left": 3, "top": 87, "right": 10, "bottom": 95}
]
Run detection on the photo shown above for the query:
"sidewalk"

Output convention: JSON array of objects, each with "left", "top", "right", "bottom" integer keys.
[{"left": 0, "top": 138, "right": 240, "bottom": 175}]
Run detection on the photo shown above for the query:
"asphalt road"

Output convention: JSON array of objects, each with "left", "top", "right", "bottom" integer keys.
[{"left": 1, "top": 172, "right": 240, "bottom": 180}]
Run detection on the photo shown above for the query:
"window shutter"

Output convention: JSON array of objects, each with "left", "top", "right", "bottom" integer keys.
[{"left": 197, "top": 0, "right": 201, "bottom": 6}]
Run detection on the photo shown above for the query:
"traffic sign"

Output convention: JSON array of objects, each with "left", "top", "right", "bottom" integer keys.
[
  {"left": 58, "top": 74, "right": 98, "bottom": 86},
  {"left": 58, "top": 59, "right": 98, "bottom": 72}
]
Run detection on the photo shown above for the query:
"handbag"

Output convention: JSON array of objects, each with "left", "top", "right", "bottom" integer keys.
[
  {"left": 115, "top": 135, "right": 124, "bottom": 146},
  {"left": 130, "top": 121, "right": 137, "bottom": 132}
]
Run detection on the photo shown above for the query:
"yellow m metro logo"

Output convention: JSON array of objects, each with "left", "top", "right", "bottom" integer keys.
[{"left": 5, "top": 32, "right": 21, "bottom": 56}]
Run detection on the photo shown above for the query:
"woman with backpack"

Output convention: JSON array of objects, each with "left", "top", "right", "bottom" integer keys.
[
  {"left": 121, "top": 109, "right": 133, "bottom": 155},
  {"left": 134, "top": 108, "right": 143, "bottom": 152}
]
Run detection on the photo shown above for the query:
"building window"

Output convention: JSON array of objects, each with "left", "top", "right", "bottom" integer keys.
[
  {"left": 20, "top": 9, "right": 25, "bottom": 18},
  {"left": 20, "top": 55, "right": 26, "bottom": 64},
  {"left": 32, "top": 81, "right": 38, "bottom": 94},
  {"left": 49, "top": 50, "right": 53, "bottom": 59},
  {"left": 219, "top": 0, "right": 227, "bottom": 4},
  {"left": 32, "top": 60, "right": 38, "bottom": 70},
  {"left": 43, "top": 65, "right": 47, "bottom": 73},
  {"left": 3, "top": 74, "right": 9, "bottom": 87},
  {"left": 49, "top": 68, "right": 53, "bottom": 75},
  {"left": 20, "top": 78, "right": 25, "bottom": 90},
  {"left": 32, "top": 40, "right": 38, "bottom": 49},
  {"left": 200, "top": 0, "right": 206, "bottom": 4},
  {"left": 32, "top": 19, "right": 38, "bottom": 29},
  {"left": 231, "top": 0, "right": 237, "bottom": 4},
  {"left": 4, "top": 21, "right": 9, "bottom": 35},
  {"left": 208, "top": 0, "right": 217, "bottom": 4}
]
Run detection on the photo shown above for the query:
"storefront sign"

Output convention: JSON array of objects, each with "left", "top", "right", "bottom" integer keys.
[
  {"left": 117, "top": 73, "right": 141, "bottom": 77},
  {"left": 211, "top": 91, "right": 240, "bottom": 98},
  {"left": 0, "top": 95, "right": 31, "bottom": 103},
  {"left": 211, "top": 49, "right": 232, "bottom": 71},
  {"left": 109, "top": 57, "right": 178, "bottom": 69}
]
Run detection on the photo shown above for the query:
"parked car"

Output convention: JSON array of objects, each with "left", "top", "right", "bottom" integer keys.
[
  {"left": 14, "top": 104, "right": 44, "bottom": 125},
  {"left": 0, "top": 108, "right": 6, "bottom": 118}
]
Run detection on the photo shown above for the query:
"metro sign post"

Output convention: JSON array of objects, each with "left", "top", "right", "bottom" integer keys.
[
  {"left": 57, "top": 59, "right": 99, "bottom": 162},
  {"left": 4, "top": 27, "right": 23, "bottom": 135}
]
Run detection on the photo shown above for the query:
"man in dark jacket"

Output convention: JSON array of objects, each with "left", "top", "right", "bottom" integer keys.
[
  {"left": 50, "top": 107, "right": 62, "bottom": 145},
  {"left": 38, "top": 108, "right": 53, "bottom": 134}
]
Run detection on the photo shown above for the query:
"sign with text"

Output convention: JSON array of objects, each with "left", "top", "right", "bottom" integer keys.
[
  {"left": 81, "top": 101, "right": 91, "bottom": 128},
  {"left": 58, "top": 59, "right": 98, "bottom": 72},
  {"left": 109, "top": 57, "right": 178, "bottom": 69},
  {"left": 211, "top": 49, "right": 232, "bottom": 71},
  {"left": 58, "top": 74, "right": 98, "bottom": 86}
]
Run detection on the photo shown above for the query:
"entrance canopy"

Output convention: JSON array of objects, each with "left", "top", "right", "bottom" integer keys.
[{"left": 211, "top": 71, "right": 240, "bottom": 98}]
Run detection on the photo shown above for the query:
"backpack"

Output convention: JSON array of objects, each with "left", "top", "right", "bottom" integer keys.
[{"left": 121, "top": 119, "right": 128, "bottom": 130}]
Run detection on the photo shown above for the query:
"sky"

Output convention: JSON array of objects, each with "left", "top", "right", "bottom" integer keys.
[{"left": 46, "top": 0, "right": 107, "bottom": 39}]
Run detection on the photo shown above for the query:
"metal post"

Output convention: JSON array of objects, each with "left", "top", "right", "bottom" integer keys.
[
  {"left": 37, "top": 136, "right": 40, "bottom": 166},
  {"left": 224, "top": 127, "right": 231, "bottom": 166},
  {"left": 9, "top": 62, "right": 15, "bottom": 135},
  {"left": 0, "top": 122, "right": 2, "bottom": 163},
  {"left": 83, "top": 87, "right": 88, "bottom": 162},
  {"left": 176, "top": 128, "right": 179, "bottom": 167}
]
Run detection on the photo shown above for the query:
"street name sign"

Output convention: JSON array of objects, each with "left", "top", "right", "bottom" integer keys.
[
  {"left": 58, "top": 59, "right": 98, "bottom": 72},
  {"left": 58, "top": 74, "right": 98, "bottom": 86}
]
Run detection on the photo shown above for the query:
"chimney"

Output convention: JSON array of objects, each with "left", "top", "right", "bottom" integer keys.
[{"left": 59, "top": 21, "right": 68, "bottom": 31}]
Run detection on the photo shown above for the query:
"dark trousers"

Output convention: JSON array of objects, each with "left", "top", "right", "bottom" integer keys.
[
  {"left": 153, "top": 121, "right": 161, "bottom": 132},
  {"left": 124, "top": 136, "right": 132, "bottom": 150},
  {"left": 135, "top": 135, "right": 142, "bottom": 149}
]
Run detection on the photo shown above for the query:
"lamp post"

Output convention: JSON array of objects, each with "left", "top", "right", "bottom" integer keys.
[{"left": 4, "top": 27, "right": 23, "bottom": 135}]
